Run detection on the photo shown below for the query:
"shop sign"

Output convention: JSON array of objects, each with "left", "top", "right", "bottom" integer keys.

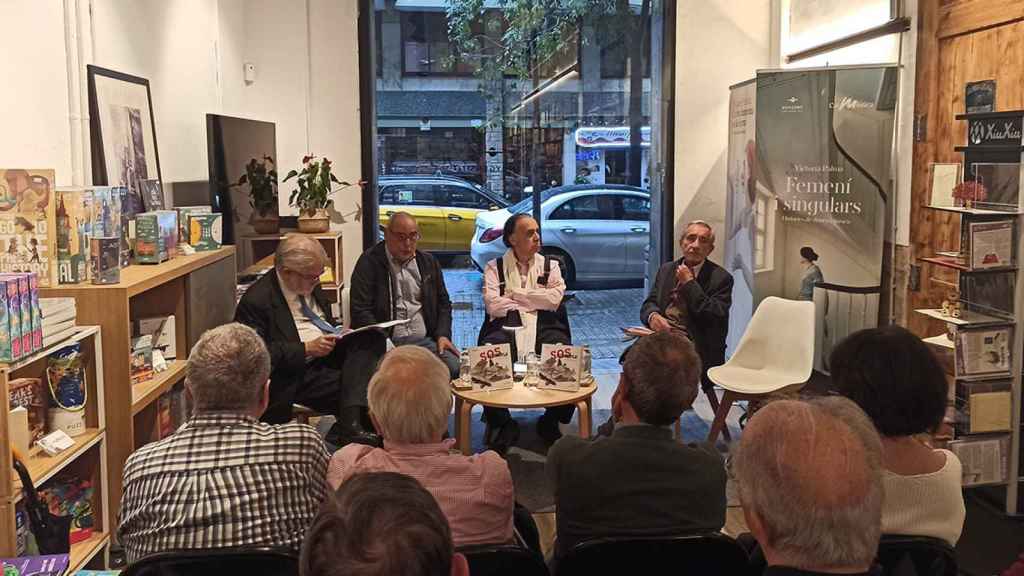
[
  {"left": 575, "top": 126, "right": 651, "bottom": 148},
  {"left": 968, "top": 117, "right": 1023, "bottom": 147}
]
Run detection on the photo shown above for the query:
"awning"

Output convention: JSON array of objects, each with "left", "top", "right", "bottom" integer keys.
[{"left": 377, "top": 91, "right": 486, "bottom": 119}]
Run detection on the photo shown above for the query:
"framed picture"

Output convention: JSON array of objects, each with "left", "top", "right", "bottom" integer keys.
[
  {"left": 87, "top": 65, "right": 162, "bottom": 203},
  {"left": 954, "top": 325, "right": 1013, "bottom": 379},
  {"left": 965, "top": 80, "right": 996, "bottom": 114},
  {"left": 968, "top": 219, "right": 1014, "bottom": 269},
  {"left": 139, "top": 178, "right": 165, "bottom": 212},
  {"left": 928, "top": 163, "right": 961, "bottom": 208}
]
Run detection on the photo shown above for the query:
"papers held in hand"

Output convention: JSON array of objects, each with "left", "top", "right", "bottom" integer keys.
[
  {"left": 328, "top": 319, "right": 410, "bottom": 339},
  {"left": 621, "top": 326, "right": 655, "bottom": 341}
]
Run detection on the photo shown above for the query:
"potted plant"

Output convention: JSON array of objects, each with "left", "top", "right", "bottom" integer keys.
[
  {"left": 232, "top": 156, "right": 279, "bottom": 234},
  {"left": 283, "top": 155, "right": 355, "bottom": 233}
]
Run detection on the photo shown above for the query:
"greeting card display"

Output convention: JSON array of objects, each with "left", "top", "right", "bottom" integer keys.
[
  {"left": 468, "top": 343, "right": 513, "bottom": 391},
  {"left": 954, "top": 325, "right": 1013, "bottom": 379},
  {"left": 538, "top": 344, "right": 582, "bottom": 392}
]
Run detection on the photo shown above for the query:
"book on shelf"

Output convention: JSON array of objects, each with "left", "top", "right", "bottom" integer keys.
[
  {"left": 42, "top": 323, "right": 78, "bottom": 349},
  {"left": 130, "top": 334, "right": 154, "bottom": 385},
  {"left": 41, "top": 306, "right": 76, "bottom": 328},
  {"left": 0, "top": 169, "right": 59, "bottom": 287},
  {"left": 188, "top": 213, "right": 223, "bottom": 251},
  {"left": 949, "top": 434, "right": 1011, "bottom": 486},
  {"left": 0, "top": 273, "right": 24, "bottom": 361},
  {"left": 43, "top": 318, "right": 76, "bottom": 337},
  {"left": 8, "top": 377, "right": 46, "bottom": 446},
  {"left": 135, "top": 315, "right": 176, "bottom": 360},
  {"left": 55, "top": 187, "right": 94, "bottom": 284},
  {"left": 39, "top": 296, "right": 75, "bottom": 316},
  {"left": 0, "top": 554, "right": 70, "bottom": 576},
  {"left": 175, "top": 205, "right": 211, "bottom": 247}
]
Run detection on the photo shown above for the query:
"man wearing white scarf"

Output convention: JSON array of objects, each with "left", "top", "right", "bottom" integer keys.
[{"left": 480, "top": 214, "right": 574, "bottom": 450}]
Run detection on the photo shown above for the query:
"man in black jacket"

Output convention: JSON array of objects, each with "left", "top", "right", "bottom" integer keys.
[
  {"left": 349, "top": 212, "right": 460, "bottom": 377},
  {"left": 235, "top": 234, "right": 386, "bottom": 445},
  {"left": 640, "top": 220, "right": 733, "bottom": 414}
]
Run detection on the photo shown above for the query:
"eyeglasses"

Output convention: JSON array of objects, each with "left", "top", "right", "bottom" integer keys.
[
  {"left": 389, "top": 231, "right": 421, "bottom": 243},
  {"left": 287, "top": 267, "right": 323, "bottom": 282}
]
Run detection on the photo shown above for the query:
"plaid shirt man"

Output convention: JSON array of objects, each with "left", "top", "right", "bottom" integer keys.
[{"left": 118, "top": 413, "right": 329, "bottom": 562}]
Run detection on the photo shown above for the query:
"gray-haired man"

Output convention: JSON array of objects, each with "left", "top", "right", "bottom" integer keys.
[
  {"left": 118, "top": 323, "right": 329, "bottom": 562},
  {"left": 733, "top": 397, "right": 884, "bottom": 575}
]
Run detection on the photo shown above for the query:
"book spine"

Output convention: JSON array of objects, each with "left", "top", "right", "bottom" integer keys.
[
  {"left": 29, "top": 273, "right": 41, "bottom": 352},
  {"left": 0, "top": 278, "right": 12, "bottom": 362},
  {"left": 7, "top": 279, "right": 21, "bottom": 359}
]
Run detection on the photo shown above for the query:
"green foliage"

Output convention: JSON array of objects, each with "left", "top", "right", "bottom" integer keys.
[
  {"left": 231, "top": 156, "right": 278, "bottom": 217},
  {"left": 283, "top": 155, "right": 355, "bottom": 216}
]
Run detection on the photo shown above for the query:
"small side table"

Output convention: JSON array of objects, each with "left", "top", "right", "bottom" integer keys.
[{"left": 451, "top": 381, "right": 597, "bottom": 455}]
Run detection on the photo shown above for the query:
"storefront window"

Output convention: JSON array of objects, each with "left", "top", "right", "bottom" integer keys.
[{"left": 401, "top": 11, "right": 478, "bottom": 76}]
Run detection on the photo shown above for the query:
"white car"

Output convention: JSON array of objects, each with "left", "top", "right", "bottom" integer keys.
[{"left": 470, "top": 185, "right": 650, "bottom": 286}]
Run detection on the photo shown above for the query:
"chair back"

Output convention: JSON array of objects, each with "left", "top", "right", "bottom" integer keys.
[
  {"left": 458, "top": 544, "right": 549, "bottom": 576},
  {"left": 557, "top": 533, "right": 748, "bottom": 575},
  {"left": 812, "top": 282, "right": 880, "bottom": 374},
  {"left": 708, "top": 296, "right": 814, "bottom": 394},
  {"left": 876, "top": 535, "right": 957, "bottom": 576},
  {"left": 123, "top": 546, "right": 299, "bottom": 576}
]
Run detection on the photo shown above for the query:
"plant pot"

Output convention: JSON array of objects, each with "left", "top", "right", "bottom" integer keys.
[
  {"left": 297, "top": 209, "right": 330, "bottom": 233},
  {"left": 252, "top": 214, "right": 281, "bottom": 235}
]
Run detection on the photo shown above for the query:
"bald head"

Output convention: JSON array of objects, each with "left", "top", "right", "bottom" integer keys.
[
  {"left": 733, "top": 397, "right": 882, "bottom": 571},
  {"left": 367, "top": 346, "right": 452, "bottom": 444},
  {"left": 384, "top": 211, "right": 419, "bottom": 262}
]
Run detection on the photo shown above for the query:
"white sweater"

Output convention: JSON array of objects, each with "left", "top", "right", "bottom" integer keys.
[{"left": 881, "top": 449, "right": 965, "bottom": 546}]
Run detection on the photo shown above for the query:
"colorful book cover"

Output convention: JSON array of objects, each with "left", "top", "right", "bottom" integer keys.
[
  {"left": 16, "top": 274, "right": 32, "bottom": 354},
  {"left": 0, "top": 276, "right": 11, "bottom": 362},
  {"left": 134, "top": 212, "right": 164, "bottom": 264},
  {"left": 130, "top": 334, "right": 154, "bottom": 384},
  {"left": 468, "top": 343, "right": 514, "bottom": 391},
  {"left": 538, "top": 344, "right": 582, "bottom": 392},
  {"left": 0, "top": 169, "right": 59, "bottom": 287},
  {"left": 2, "top": 276, "right": 23, "bottom": 360},
  {"left": 158, "top": 210, "right": 178, "bottom": 258},
  {"left": 8, "top": 377, "right": 46, "bottom": 445},
  {"left": 175, "top": 205, "right": 211, "bottom": 246},
  {"left": 136, "top": 315, "right": 176, "bottom": 359},
  {"left": 0, "top": 554, "right": 70, "bottom": 576},
  {"left": 29, "top": 272, "right": 42, "bottom": 351},
  {"left": 90, "top": 237, "right": 120, "bottom": 285},
  {"left": 91, "top": 186, "right": 122, "bottom": 239},
  {"left": 56, "top": 187, "right": 94, "bottom": 284},
  {"left": 189, "top": 213, "right": 223, "bottom": 251},
  {"left": 118, "top": 186, "right": 133, "bottom": 268}
]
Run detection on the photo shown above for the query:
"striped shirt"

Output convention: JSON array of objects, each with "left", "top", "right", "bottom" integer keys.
[
  {"left": 118, "top": 413, "right": 329, "bottom": 562},
  {"left": 327, "top": 439, "right": 515, "bottom": 547}
]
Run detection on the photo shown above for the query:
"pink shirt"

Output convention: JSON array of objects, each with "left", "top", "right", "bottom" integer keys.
[
  {"left": 327, "top": 439, "right": 515, "bottom": 547},
  {"left": 483, "top": 255, "right": 565, "bottom": 319}
]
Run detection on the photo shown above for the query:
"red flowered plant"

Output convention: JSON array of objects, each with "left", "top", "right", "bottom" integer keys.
[{"left": 952, "top": 180, "right": 988, "bottom": 206}]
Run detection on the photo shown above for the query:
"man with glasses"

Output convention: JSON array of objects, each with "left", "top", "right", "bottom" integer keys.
[
  {"left": 350, "top": 212, "right": 460, "bottom": 377},
  {"left": 235, "top": 234, "right": 386, "bottom": 446}
]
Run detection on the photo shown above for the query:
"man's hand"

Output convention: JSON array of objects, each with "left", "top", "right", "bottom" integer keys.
[
  {"left": 304, "top": 335, "right": 336, "bottom": 358},
  {"left": 649, "top": 312, "right": 672, "bottom": 333},
  {"left": 437, "top": 336, "right": 460, "bottom": 357},
  {"left": 675, "top": 264, "right": 694, "bottom": 285}
]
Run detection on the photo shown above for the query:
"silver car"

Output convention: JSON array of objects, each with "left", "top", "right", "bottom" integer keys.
[{"left": 470, "top": 185, "right": 650, "bottom": 286}]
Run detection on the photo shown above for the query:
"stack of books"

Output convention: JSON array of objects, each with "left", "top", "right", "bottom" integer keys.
[{"left": 39, "top": 297, "right": 77, "bottom": 348}]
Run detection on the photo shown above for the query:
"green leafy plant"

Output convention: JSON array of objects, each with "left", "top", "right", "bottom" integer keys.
[
  {"left": 283, "top": 155, "right": 356, "bottom": 217},
  {"left": 231, "top": 156, "right": 278, "bottom": 218}
]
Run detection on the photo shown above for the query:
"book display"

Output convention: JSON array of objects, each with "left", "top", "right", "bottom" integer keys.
[{"left": 919, "top": 109, "right": 1024, "bottom": 513}]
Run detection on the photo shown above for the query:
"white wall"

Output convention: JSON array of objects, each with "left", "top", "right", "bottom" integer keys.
[
  {"left": 0, "top": 1, "right": 73, "bottom": 185},
  {"left": 673, "top": 0, "right": 772, "bottom": 259},
  {"left": 0, "top": 0, "right": 366, "bottom": 280}
]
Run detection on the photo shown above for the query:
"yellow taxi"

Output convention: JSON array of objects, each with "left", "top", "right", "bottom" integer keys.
[{"left": 378, "top": 175, "right": 509, "bottom": 253}]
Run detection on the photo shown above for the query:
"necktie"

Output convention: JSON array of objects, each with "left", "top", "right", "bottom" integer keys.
[{"left": 299, "top": 295, "right": 338, "bottom": 335}]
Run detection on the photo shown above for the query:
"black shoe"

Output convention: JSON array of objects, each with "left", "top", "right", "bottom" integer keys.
[
  {"left": 326, "top": 422, "right": 382, "bottom": 448},
  {"left": 596, "top": 417, "right": 615, "bottom": 438},
  {"left": 536, "top": 414, "right": 563, "bottom": 445},
  {"left": 485, "top": 419, "right": 520, "bottom": 454}
]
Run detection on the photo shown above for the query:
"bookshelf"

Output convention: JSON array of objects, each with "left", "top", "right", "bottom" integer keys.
[
  {"left": 238, "top": 230, "right": 344, "bottom": 316},
  {"left": 40, "top": 247, "right": 236, "bottom": 526},
  {"left": 917, "top": 109, "right": 1024, "bottom": 515},
  {"left": 0, "top": 326, "right": 108, "bottom": 569}
]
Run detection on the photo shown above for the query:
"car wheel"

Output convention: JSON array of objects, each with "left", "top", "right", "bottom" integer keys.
[{"left": 543, "top": 250, "right": 575, "bottom": 287}]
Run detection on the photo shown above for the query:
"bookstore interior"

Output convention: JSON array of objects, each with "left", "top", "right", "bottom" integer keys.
[{"left": 2, "top": 1, "right": 1024, "bottom": 575}]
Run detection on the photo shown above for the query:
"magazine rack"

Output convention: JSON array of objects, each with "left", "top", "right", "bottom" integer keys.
[{"left": 918, "top": 109, "right": 1024, "bottom": 516}]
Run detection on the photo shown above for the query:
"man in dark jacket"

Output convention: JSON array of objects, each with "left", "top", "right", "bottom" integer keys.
[
  {"left": 349, "top": 212, "right": 460, "bottom": 377},
  {"left": 640, "top": 220, "right": 733, "bottom": 412},
  {"left": 235, "top": 234, "right": 386, "bottom": 446}
]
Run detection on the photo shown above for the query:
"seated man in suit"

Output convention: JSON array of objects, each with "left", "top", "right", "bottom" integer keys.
[
  {"left": 118, "top": 323, "right": 329, "bottom": 562},
  {"left": 632, "top": 220, "right": 733, "bottom": 433},
  {"left": 235, "top": 234, "right": 386, "bottom": 445},
  {"left": 546, "top": 331, "right": 726, "bottom": 561},
  {"left": 349, "top": 211, "right": 460, "bottom": 377},
  {"left": 480, "top": 213, "right": 574, "bottom": 449},
  {"left": 733, "top": 397, "right": 883, "bottom": 576}
]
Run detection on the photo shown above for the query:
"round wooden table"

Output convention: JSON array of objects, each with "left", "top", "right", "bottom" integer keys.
[{"left": 451, "top": 379, "right": 597, "bottom": 455}]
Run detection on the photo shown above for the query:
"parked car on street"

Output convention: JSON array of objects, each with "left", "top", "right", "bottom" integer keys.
[
  {"left": 470, "top": 184, "right": 650, "bottom": 286},
  {"left": 378, "top": 175, "right": 509, "bottom": 254}
]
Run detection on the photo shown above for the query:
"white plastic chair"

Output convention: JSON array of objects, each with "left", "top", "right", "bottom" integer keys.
[{"left": 706, "top": 296, "right": 815, "bottom": 443}]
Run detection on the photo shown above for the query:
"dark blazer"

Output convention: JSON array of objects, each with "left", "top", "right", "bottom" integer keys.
[
  {"left": 640, "top": 258, "right": 733, "bottom": 383},
  {"left": 349, "top": 242, "right": 453, "bottom": 340},
  {"left": 234, "top": 269, "right": 335, "bottom": 423},
  {"left": 546, "top": 425, "right": 727, "bottom": 558}
]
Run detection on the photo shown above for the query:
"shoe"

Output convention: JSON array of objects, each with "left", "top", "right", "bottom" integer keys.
[
  {"left": 485, "top": 419, "right": 520, "bottom": 454},
  {"left": 596, "top": 416, "right": 615, "bottom": 438},
  {"left": 328, "top": 407, "right": 383, "bottom": 448},
  {"left": 536, "top": 414, "right": 563, "bottom": 445}
]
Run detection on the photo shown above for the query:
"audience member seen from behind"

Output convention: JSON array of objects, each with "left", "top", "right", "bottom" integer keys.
[
  {"left": 326, "top": 345, "right": 514, "bottom": 547},
  {"left": 733, "top": 397, "right": 884, "bottom": 576},
  {"left": 546, "top": 331, "right": 726, "bottom": 559},
  {"left": 118, "top": 323, "right": 329, "bottom": 562},
  {"left": 831, "top": 325, "right": 966, "bottom": 545},
  {"left": 301, "top": 471, "right": 469, "bottom": 576}
]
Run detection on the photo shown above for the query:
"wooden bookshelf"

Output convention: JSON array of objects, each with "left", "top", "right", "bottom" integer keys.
[
  {"left": 40, "top": 246, "right": 236, "bottom": 528},
  {"left": 0, "top": 327, "right": 107, "bottom": 558},
  {"left": 238, "top": 230, "right": 344, "bottom": 316}
]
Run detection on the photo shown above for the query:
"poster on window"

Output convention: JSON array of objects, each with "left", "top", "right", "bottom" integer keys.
[{"left": 727, "top": 66, "right": 897, "bottom": 366}]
